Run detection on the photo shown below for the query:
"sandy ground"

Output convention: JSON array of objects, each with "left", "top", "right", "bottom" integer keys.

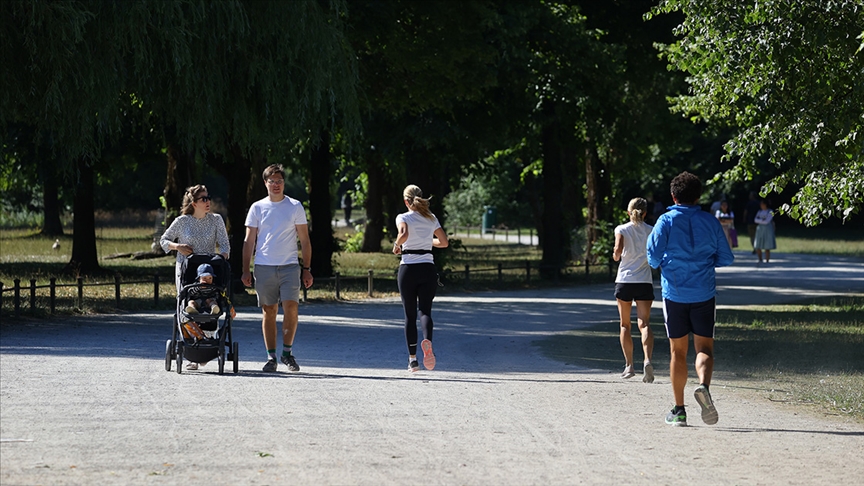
[{"left": 1, "top": 252, "right": 863, "bottom": 485}]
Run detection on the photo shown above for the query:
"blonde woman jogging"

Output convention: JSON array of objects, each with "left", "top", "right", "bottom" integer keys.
[
  {"left": 392, "top": 185, "right": 449, "bottom": 372},
  {"left": 612, "top": 197, "right": 655, "bottom": 383}
]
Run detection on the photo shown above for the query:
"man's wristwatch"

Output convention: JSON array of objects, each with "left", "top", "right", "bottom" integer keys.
[{"left": 302, "top": 267, "right": 311, "bottom": 272}]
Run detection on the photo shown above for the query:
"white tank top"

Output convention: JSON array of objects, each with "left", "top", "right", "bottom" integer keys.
[
  {"left": 395, "top": 211, "right": 440, "bottom": 265},
  {"left": 614, "top": 221, "right": 653, "bottom": 283}
]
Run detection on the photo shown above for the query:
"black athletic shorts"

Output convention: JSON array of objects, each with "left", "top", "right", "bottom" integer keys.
[
  {"left": 662, "top": 297, "right": 716, "bottom": 339},
  {"left": 614, "top": 283, "right": 655, "bottom": 302}
]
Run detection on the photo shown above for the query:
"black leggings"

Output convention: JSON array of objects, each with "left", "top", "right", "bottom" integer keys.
[{"left": 397, "top": 263, "right": 438, "bottom": 355}]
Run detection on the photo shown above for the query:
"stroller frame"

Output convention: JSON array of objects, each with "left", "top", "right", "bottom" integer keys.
[{"left": 164, "top": 254, "right": 239, "bottom": 374}]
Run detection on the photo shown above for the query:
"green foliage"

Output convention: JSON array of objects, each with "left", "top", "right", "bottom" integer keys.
[
  {"left": 1, "top": 0, "right": 360, "bottom": 160},
  {"left": 650, "top": 0, "right": 864, "bottom": 225},
  {"left": 444, "top": 147, "right": 536, "bottom": 229},
  {"left": 342, "top": 229, "right": 365, "bottom": 253}
]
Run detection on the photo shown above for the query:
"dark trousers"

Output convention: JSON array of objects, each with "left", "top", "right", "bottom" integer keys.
[{"left": 397, "top": 263, "right": 438, "bottom": 355}]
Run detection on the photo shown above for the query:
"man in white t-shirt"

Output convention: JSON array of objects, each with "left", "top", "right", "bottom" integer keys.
[{"left": 241, "top": 164, "right": 314, "bottom": 372}]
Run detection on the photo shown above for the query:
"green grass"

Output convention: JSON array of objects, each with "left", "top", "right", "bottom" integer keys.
[
  {"left": 772, "top": 226, "right": 864, "bottom": 257},
  {"left": 534, "top": 295, "right": 864, "bottom": 422},
  {"left": 3, "top": 223, "right": 863, "bottom": 316}
]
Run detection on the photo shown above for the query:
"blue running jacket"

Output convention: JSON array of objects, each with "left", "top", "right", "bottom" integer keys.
[{"left": 646, "top": 204, "right": 735, "bottom": 303}]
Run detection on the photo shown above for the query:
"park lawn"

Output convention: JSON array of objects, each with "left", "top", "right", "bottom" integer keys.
[
  {"left": 2, "top": 223, "right": 862, "bottom": 312},
  {"left": 534, "top": 295, "right": 864, "bottom": 423}
]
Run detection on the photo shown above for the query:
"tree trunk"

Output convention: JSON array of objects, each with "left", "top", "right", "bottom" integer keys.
[
  {"left": 162, "top": 131, "right": 194, "bottom": 230},
  {"left": 309, "top": 129, "right": 335, "bottom": 277},
  {"left": 40, "top": 167, "right": 64, "bottom": 236},
  {"left": 540, "top": 104, "right": 566, "bottom": 279},
  {"left": 211, "top": 149, "right": 253, "bottom": 290},
  {"left": 584, "top": 142, "right": 605, "bottom": 263},
  {"left": 361, "top": 150, "right": 385, "bottom": 252},
  {"left": 67, "top": 158, "right": 100, "bottom": 274}
]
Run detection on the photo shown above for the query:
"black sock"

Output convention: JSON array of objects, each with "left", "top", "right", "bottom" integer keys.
[
  {"left": 700, "top": 383, "right": 710, "bottom": 391},
  {"left": 673, "top": 405, "right": 686, "bottom": 414}
]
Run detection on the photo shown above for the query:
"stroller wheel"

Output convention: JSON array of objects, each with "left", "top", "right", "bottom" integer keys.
[
  {"left": 232, "top": 342, "right": 239, "bottom": 374},
  {"left": 217, "top": 343, "right": 226, "bottom": 375},
  {"left": 165, "top": 340, "right": 173, "bottom": 372},
  {"left": 176, "top": 342, "right": 184, "bottom": 374}
]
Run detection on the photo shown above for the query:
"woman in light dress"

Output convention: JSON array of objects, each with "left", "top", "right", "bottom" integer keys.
[{"left": 753, "top": 199, "right": 776, "bottom": 263}]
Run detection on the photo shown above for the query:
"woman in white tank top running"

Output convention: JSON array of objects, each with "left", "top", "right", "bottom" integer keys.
[
  {"left": 392, "top": 185, "right": 449, "bottom": 372},
  {"left": 612, "top": 197, "right": 656, "bottom": 383}
]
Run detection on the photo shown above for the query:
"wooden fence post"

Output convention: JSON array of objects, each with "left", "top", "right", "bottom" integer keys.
[
  {"left": 14, "top": 278, "right": 21, "bottom": 318},
  {"left": 498, "top": 263, "right": 503, "bottom": 284},
  {"left": 585, "top": 258, "right": 590, "bottom": 276},
  {"left": 50, "top": 278, "right": 56, "bottom": 314},
  {"left": 464, "top": 265, "right": 470, "bottom": 284},
  {"left": 77, "top": 277, "right": 84, "bottom": 310},
  {"left": 525, "top": 260, "right": 530, "bottom": 283},
  {"left": 367, "top": 270, "right": 374, "bottom": 297},
  {"left": 335, "top": 272, "right": 341, "bottom": 300},
  {"left": 30, "top": 279, "right": 36, "bottom": 313},
  {"left": 114, "top": 273, "right": 121, "bottom": 309},
  {"left": 153, "top": 274, "right": 160, "bottom": 307}
]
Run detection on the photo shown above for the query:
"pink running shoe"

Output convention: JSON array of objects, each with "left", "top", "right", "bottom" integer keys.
[{"left": 421, "top": 339, "right": 435, "bottom": 370}]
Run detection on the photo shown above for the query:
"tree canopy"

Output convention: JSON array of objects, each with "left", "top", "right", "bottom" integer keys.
[{"left": 650, "top": 0, "right": 864, "bottom": 225}]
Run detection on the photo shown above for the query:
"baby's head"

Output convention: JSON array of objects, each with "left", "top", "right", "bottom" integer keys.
[{"left": 197, "top": 264, "right": 215, "bottom": 284}]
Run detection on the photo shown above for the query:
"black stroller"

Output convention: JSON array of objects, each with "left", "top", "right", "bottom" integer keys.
[{"left": 164, "top": 254, "right": 238, "bottom": 374}]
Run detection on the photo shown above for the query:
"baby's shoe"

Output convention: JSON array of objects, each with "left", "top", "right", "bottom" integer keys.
[
  {"left": 185, "top": 304, "right": 198, "bottom": 314},
  {"left": 210, "top": 305, "right": 220, "bottom": 315}
]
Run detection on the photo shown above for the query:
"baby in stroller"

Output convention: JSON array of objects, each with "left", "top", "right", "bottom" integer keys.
[
  {"left": 185, "top": 264, "right": 221, "bottom": 316},
  {"left": 167, "top": 254, "right": 238, "bottom": 373}
]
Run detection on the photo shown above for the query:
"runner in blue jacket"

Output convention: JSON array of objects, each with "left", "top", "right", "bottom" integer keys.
[{"left": 647, "top": 171, "right": 734, "bottom": 427}]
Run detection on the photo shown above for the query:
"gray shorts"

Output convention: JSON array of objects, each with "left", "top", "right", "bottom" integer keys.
[{"left": 253, "top": 264, "right": 301, "bottom": 306}]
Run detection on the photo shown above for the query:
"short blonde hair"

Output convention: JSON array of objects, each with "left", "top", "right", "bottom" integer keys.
[{"left": 403, "top": 184, "right": 434, "bottom": 220}]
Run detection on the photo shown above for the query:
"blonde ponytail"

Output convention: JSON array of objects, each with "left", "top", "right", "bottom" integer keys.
[
  {"left": 627, "top": 197, "right": 648, "bottom": 224},
  {"left": 403, "top": 184, "right": 434, "bottom": 220}
]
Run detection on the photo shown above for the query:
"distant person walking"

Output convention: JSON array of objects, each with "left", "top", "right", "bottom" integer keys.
[
  {"left": 647, "top": 172, "right": 734, "bottom": 427},
  {"left": 392, "top": 185, "right": 449, "bottom": 372},
  {"left": 743, "top": 191, "right": 761, "bottom": 253},
  {"left": 754, "top": 199, "right": 776, "bottom": 263},
  {"left": 241, "top": 164, "right": 314, "bottom": 373},
  {"left": 160, "top": 184, "right": 230, "bottom": 292},
  {"left": 341, "top": 191, "right": 353, "bottom": 225},
  {"left": 714, "top": 200, "right": 736, "bottom": 249},
  {"left": 612, "top": 197, "right": 655, "bottom": 383}
]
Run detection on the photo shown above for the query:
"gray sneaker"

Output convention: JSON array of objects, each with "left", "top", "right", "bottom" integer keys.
[
  {"left": 281, "top": 354, "right": 300, "bottom": 371},
  {"left": 665, "top": 407, "right": 687, "bottom": 427},
  {"left": 694, "top": 385, "right": 719, "bottom": 425},
  {"left": 262, "top": 359, "right": 278, "bottom": 372}
]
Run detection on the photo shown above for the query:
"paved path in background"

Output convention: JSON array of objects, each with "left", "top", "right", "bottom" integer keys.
[{"left": 1, "top": 252, "right": 862, "bottom": 485}]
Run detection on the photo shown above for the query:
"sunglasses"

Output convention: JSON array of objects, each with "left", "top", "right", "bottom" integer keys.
[
  {"left": 195, "top": 196, "right": 212, "bottom": 203},
  {"left": 266, "top": 179, "right": 285, "bottom": 185}
]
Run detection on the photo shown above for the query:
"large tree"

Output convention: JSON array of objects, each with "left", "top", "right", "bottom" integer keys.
[
  {"left": 2, "top": 0, "right": 359, "bottom": 275},
  {"left": 650, "top": 0, "right": 864, "bottom": 225}
]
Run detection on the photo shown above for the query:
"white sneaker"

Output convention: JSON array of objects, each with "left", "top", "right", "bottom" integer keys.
[
  {"left": 621, "top": 365, "right": 636, "bottom": 379},
  {"left": 643, "top": 362, "right": 655, "bottom": 383},
  {"left": 186, "top": 362, "right": 199, "bottom": 370},
  {"left": 185, "top": 305, "right": 198, "bottom": 314}
]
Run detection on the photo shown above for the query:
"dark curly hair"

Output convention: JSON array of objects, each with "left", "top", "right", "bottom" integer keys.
[{"left": 670, "top": 171, "right": 702, "bottom": 205}]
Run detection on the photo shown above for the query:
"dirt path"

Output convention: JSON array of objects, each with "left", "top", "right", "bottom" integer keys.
[{"left": 1, "top": 252, "right": 862, "bottom": 485}]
